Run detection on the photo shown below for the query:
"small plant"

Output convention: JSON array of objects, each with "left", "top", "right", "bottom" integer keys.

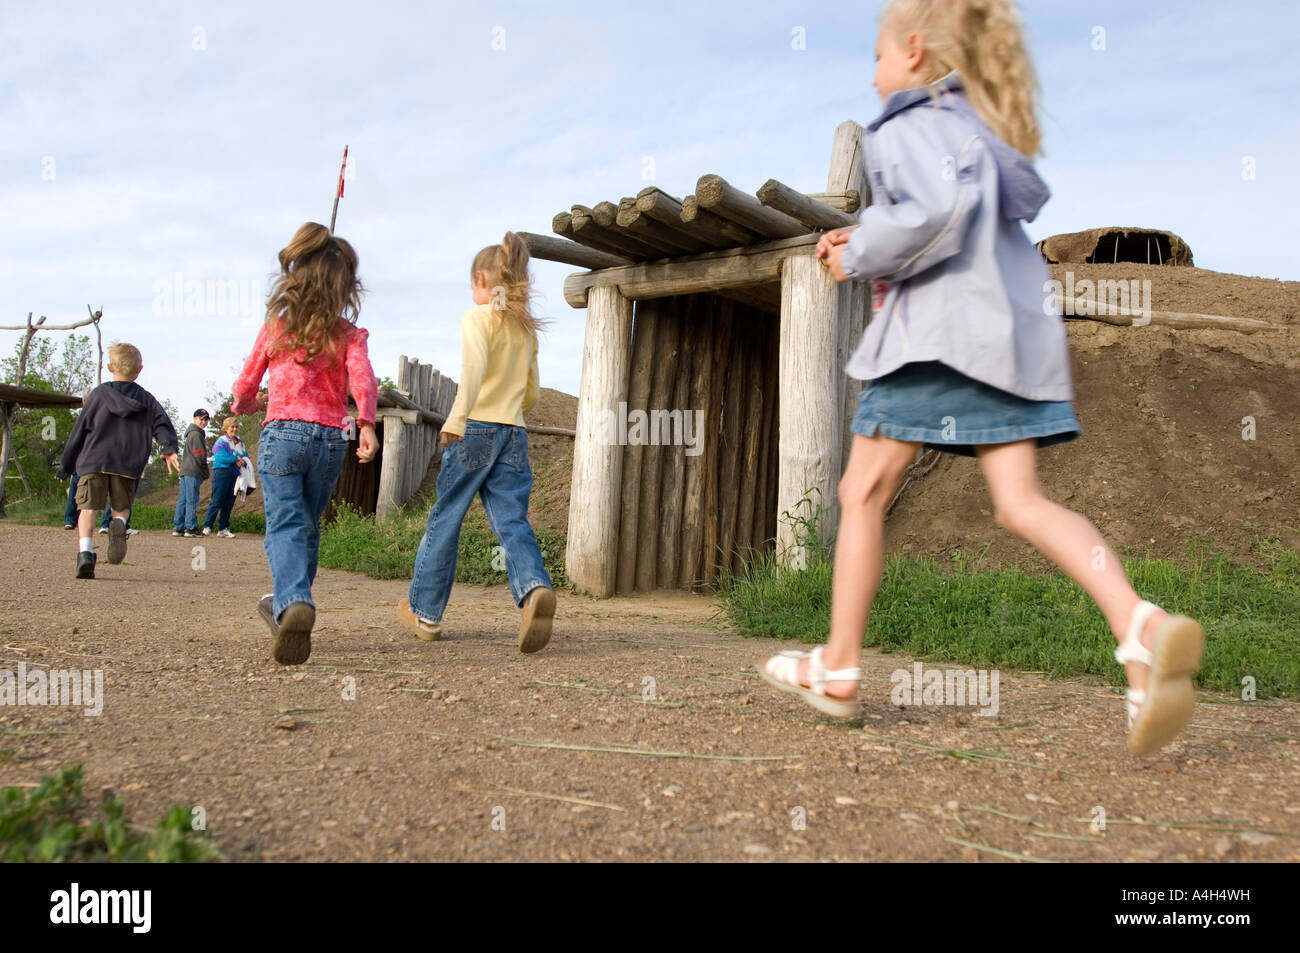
[{"left": 0, "top": 765, "right": 221, "bottom": 862}]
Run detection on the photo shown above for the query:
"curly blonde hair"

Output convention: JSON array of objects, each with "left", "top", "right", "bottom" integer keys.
[
  {"left": 264, "top": 222, "right": 364, "bottom": 364},
  {"left": 883, "top": 0, "right": 1042, "bottom": 157},
  {"left": 471, "top": 231, "right": 548, "bottom": 336}
]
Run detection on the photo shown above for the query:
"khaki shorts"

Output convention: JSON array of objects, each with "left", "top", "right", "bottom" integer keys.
[{"left": 75, "top": 473, "right": 136, "bottom": 513}]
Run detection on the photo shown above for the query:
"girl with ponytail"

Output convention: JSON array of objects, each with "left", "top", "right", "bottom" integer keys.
[
  {"left": 758, "top": 0, "right": 1204, "bottom": 756},
  {"left": 232, "top": 222, "right": 379, "bottom": 665},
  {"left": 399, "top": 232, "right": 556, "bottom": 653}
]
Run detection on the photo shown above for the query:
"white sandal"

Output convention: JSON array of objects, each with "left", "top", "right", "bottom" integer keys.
[
  {"left": 1115, "top": 600, "right": 1204, "bottom": 755},
  {"left": 759, "top": 646, "right": 861, "bottom": 718}
]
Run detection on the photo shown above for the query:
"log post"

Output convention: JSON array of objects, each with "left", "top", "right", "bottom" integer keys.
[
  {"left": 616, "top": 304, "right": 656, "bottom": 594},
  {"left": 566, "top": 285, "right": 633, "bottom": 597},
  {"left": 375, "top": 410, "right": 407, "bottom": 518},
  {"left": 679, "top": 299, "right": 712, "bottom": 588},
  {"left": 777, "top": 254, "right": 845, "bottom": 562},
  {"left": 635, "top": 300, "right": 677, "bottom": 592}
]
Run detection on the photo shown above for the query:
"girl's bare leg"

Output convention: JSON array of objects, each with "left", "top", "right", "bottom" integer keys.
[
  {"left": 795, "top": 433, "right": 920, "bottom": 698},
  {"left": 974, "top": 440, "right": 1165, "bottom": 693}
]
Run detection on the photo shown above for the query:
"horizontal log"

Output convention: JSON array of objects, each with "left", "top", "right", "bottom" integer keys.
[
  {"left": 806, "top": 189, "right": 860, "bottom": 213},
  {"left": 695, "top": 174, "right": 809, "bottom": 239},
  {"left": 615, "top": 205, "right": 712, "bottom": 255},
  {"left": 572, "top": 204, "right": 666, "bottom": 260},
  {"left": 633, "top": 188, "right": 731, "bottom": 251},
  {"left": 552, "top": 211, "right": 575, "bottom": 238},
  {"left": 380, "top": 387, "right": 445, "bottom": 426},
  {"left": 519, "top": 232, "right": 632, "bottom": 270},
  {"left": 1054, "top": 296, "right": 1277, "bottom": 334},
  {"left": 564, "top": 232, "right": 821, "bottom": 308},
  {"left": 680, "top": 195, "right": 762, "bottom": 248},
  {"left": 756, "top": 178, "right": 855, "bottom": 230}
]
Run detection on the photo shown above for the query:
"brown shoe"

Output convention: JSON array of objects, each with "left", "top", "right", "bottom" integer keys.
[
  {"left": 397, "top": 600, "right": 441, "bottom": 642},
  {"left": 106, "top": 518, "right": 128, "bottom": 564},
  {"left": 518, "top": 587, "right": 555, "bottom": 654},
  {"left": 273, "top": 601, "right": 315, "bottom": 665}
]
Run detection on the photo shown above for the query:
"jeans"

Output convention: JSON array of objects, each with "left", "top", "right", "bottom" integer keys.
[
  {"left": 173, "top": 475, "right": 201, "bottom": 531},
  {"left": 66, "top": 473, "right": 131, "bottom": 529},
  {"left": 203, "top": 466, "right": 238, "bottom": 531},
  {"left": 258, "top": 420, "right": 347, "bottom": 620},
  {"left": 409, "top": 421, "right": 551, "bottom": 622}
]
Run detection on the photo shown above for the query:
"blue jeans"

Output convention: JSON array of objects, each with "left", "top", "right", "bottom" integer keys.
[
  {"left": 67, "top": 473, "right": 131, "bottom": 529},
  {"left": 203, "top": 466, "right": 238, "bottom": 531},
  {"left": 173, "top": 475, "right": 201, "bottom": 531},
  {"left": 258, "top": 420, "right": 347, "bottom": 620},
  {"left": 409, "top": 421, "right": 552, "bottom": 621}
]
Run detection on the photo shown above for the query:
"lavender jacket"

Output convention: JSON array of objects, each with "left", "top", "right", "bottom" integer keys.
[{"left": 840, "top": 72, "right": 1073, "bottom": 401}]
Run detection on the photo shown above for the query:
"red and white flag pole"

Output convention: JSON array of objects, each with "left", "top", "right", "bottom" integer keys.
[{"left": 329, "top": 145, "right": 349, "bottom": 233}]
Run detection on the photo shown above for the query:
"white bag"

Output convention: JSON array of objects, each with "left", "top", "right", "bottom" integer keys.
[{"left": 234, "top": 458, "right": 257, "bottom": 499}]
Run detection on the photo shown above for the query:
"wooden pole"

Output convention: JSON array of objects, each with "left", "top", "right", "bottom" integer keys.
[
  {"left": 751, "top": 312, "right": 777, "bottom": 553},
  {"left": 694, "top": 174, "right": 809, "bottom": 239},
  {"left": 698, "top": 296, "right": 727, "bottom": 586},
  {"left": 329, "top": 145, "right": 348, "bottom": 234},
  {"left": 731, "top": 324, "right": 760, "bottom": 574},
  {"left": 715, "top": 298, "right": 744, "bottom": 577},
  {"left": 566, "top": 285, "right": 632, "bottom": 597},
  {"left": 777, "top": 255, "right": 844, "bottom": 562},
  {"left": 616, "top": 303, "right": 656, "bottom": 594},
  {"left": 680, "top": 195, "right": 762, "bottom": 248},
  {"left": 679, "top": 298, "right": 712, "bottom": 589},
  {"left": 756, "top": 178, "right": 856, "bottom": 230},
  {"left": 635, "top": 300, "right": 676, "bottom": 592},
  {"left": 519, "top": 232, "right": 633, "bottom": 270},
  {"left": 657, "top": 297, "right": 690, "bottom": 588}
]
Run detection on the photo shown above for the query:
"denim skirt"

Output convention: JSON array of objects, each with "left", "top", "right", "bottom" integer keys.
[{"left": 849, "top": 361, "right": 1081, "bottom": 457}]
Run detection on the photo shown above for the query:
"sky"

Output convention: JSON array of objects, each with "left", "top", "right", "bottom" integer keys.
[{"left": 2, "top": 0, "right": 1296, "bottom": 418}]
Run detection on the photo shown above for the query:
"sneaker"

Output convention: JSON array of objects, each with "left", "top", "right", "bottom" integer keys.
[
  {"left": 106, "top": 518, "right": 128, "bottom": 564},
  {"left": 257, "top": 594, "right": 278, "bottom": 638},
  {"left": 518, "top": 586, "right": 556, "bottom": 654},
  {"left": 172, "top": 529, "right": 184, "bottom": 537},
  {"left": 126, "top": 528, "right": 139, "bottom": 536},
  {"left": 273, "top": 602, "right": 315, "bottom": 665},
  {"left": 75, "top": 551, "right": 96, "bottom": 579},
  {"left": 184, "top": 530, "right": 202, "bottom": 538},
  {"left": 63, "top": 523, "right": 76, "bottom": 530},
  {"left": 217, "top": 529, "right": 236, "bottom": 539},
  {"left": 96, "top": 526, "right": 108, "bottom": 535},
  {"left": 202, "top": 526, "right": 211, "bottom": 536},
  {"left": 396, "top": 600, "right": 441, "bottom": 642}
]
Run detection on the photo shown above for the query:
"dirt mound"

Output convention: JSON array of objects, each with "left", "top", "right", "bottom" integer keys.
[{"left": 886, "top": 264, "right": 1300, "bottom": 567}]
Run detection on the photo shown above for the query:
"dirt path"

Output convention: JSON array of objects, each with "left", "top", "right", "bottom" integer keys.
[{"left": 1, "top": 524, "right": 1296, "bottom": 862}]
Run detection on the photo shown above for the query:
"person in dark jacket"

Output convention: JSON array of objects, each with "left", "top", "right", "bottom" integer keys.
[
  {"left": 172, "top": 409, "right": 210, "bottom": 537},
  {"left": 58, "top": 343, "right": 179, "bottom": 578}
]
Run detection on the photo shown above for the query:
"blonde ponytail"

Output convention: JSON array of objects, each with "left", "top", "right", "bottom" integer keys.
[
  {"left": 883, "top": 0, "right": 1042, "bottom": 157},
  {"left": 471, "top": 231, "right": 548, "bottom": 336}
]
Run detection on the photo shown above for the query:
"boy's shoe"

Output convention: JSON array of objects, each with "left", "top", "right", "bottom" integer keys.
[
  {"left": 126, "top": 528, "right": 139, "bottom": 536},
  {"left": 184, "top": 529, "right": 202, "bottom": 538},
  {"left": 202, "top": 526, "right": 211, "bottom": 536},
  {"left": 217, "top": 529, "right": 236, "bottom": 538},
  {"left": 518, "top": 586, "right": 556, "bottom": 654},
  {"left": 273, "top": 602, "right": 315, "bottom": 665},
  {"left": 63, "top": 523, "right": 75, "bottom": 530},
  {"left": 172, "top": 529, "right": 184, "bottom": 537},
  {"left": 257, "top": 594, "right": 278, "bottom": 638},
  {"left": 96, "top": 526, "right": 108, "bottom": 535},
  {"left": 75, "top": 551, "right": 96, "bottom": 579},
  {"left": 106, "top": 518, "right": 128, "bottom": 564},
  {"left": 396, "top": 600, "right": 441, "bottom": 642}
]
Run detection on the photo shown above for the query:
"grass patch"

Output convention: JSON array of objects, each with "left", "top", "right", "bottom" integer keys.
[
  {"left": 0, "top": 764, "right": 220, "bottom": 862},
  {"left": 319, "top": 503, "right": 570, "bottom": 589},
  {"left": 2, "top": 497, "right": 263, "bottom": 535},
  {"left": 719, "top": 505, "right": 1300, "bottom": 698}
]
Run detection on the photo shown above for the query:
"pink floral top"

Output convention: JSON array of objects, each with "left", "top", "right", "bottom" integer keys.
[{"left": 231, "top": 320, "right": 378, "bottom": 429}]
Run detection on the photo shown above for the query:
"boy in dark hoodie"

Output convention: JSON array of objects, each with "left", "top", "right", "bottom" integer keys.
[
  {"left": 58, "top": 343, "right": 180, "bottom": 578},
  {"left": 172, "top": 409, "right": 210, "bottom": 536}
]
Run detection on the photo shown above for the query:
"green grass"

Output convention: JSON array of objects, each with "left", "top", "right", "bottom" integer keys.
[
  {"left": 0, "top": 764, "right": 221, "bottom": 862},
  {"left": 719, "top": 512, "right": 1300, "bottom": 698},
  {"left": 3, "top": 495, "right": 264, "bottom": 535},
  {"left": 318, "top": 503, "right": 570, "bottom": 589}
]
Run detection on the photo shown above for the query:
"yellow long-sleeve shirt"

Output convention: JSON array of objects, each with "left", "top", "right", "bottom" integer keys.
[{"left": 442, "top": 304, "right": 539, "bottom": 437}]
